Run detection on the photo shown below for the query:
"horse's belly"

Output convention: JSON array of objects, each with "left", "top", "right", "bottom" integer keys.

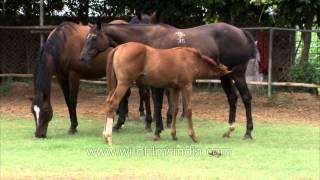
[{"left": 138, "top": 73, "right": 180, "bottom": 88}]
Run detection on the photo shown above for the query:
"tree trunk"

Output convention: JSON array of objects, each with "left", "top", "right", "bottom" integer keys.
[
  {"left": 300, "top": 31, "right": 311, "bottom": 64},
  {"left": 299, "top": 12, "right": 314, "bottom": 65},
  {"left": 78, "top": 0, "right": 89, "bottom": 24}
]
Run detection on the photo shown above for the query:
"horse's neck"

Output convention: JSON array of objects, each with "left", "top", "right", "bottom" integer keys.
[{"left": 103, "top": 24, "right": 173, "bottom": 44}]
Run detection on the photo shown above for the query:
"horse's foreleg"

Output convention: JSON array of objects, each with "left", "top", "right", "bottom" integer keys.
[
  {"left": 68, "top": 72, "right": 80, "bottom": 134},
  {"left": 182, "top": 84, "right": 198, "bottom": 143},
  {"left": 113, "top": 89, "right": 131, "bottom": 131},
  {"left": 221, "top": 76, "right": 238, "bottom": 138},
  {"left": 170, "top": 88, "right": 180, "bottom": 141},
  {"left": 104, "top": 83, "right": 129, "bottom": 145},
  {"left": 151, "top": 88, "right": 164, "bottom": 141},
  {"left": 233, "top": 76, "right": 253, "bottom": 139},
  {"left": 57, "top": 74, "right": 79, "bottom": 135}
]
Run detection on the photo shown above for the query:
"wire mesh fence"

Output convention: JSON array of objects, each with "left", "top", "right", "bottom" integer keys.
[{"left": 0, "top": 26, "right": 319, "bottom": 96}]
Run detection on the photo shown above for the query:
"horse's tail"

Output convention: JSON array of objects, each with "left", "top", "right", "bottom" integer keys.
[
  {"left": 243, "top": 30, "right": 259, "bottom": 61},
  {"left": 243, "top": 30, "right": 263, "bottom": 81},
  {"left": 106, "top": 48, "right": 118, "bottom": 96}
]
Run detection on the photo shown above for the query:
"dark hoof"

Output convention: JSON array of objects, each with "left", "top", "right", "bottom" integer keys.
[
  {"left": 68, "top": 128, "right": 77, "bottom": 135},
  {"left": 153, "top": 135, "right": 160, "bottom": 141},
  {"left": 144, "top": 127, "right": 152, "bottom": 132},
  {"left": 172, "top": 136, "right": 178, "bottom": 141},
  {"left": 113, "top": 127, "right": 120, "bottom": 132},
  {"left": 113, "top": 125, "right": 122, "bottom": 132},
  {"left": 243, "top": 133, "right": 253, "bottom": 140},
  {"left": 222, "top": 132, "right": 231, "bottom": 138}
]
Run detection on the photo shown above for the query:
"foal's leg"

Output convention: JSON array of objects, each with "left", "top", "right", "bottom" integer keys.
[
  {"left": 182, "top": 84, "right": 198, "bottom": 143},
  {"left": 151, "top": 88, "right": 165, "bottom": 141},
  {"left": 233, "top": 75, "right": 253, "bottom": 139},
  {"left": 170, "top": 88, "right": 180, "bottom": 141},
  {"left": 220, "top": 75, "right": 238, "bottom": 138},
  {"left": 104, "top": 83, "right": 130, "bottom": 145}
]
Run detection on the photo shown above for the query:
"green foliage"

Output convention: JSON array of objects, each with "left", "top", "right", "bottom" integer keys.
[{"left": 288, "top": 63, "right": 320, "bottom": 84}]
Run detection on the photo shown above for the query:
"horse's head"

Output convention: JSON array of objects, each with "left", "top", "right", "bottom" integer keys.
[
  {"left": 129, "top": 11, "right": 161, "bottom": 24},
  {"left": 80, "top": 22, "right": 111, "bottom": 64},
  {"left": 30, "top": 93, "right": 53, "bottom": 138}
]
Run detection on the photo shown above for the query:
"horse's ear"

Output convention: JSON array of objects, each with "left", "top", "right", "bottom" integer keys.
[
  {"left": 97, "top": 20, "right": 102, "bottom": 31},
  {"left": 136, "top": 12, "right": 142, "bottom": 20}
]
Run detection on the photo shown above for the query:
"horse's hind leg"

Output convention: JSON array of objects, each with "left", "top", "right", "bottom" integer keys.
[
  {"left": 104, "top": 83, "right": 129, "bottom": 145},
  {"left": 138, "top": 86, "right": 145, "bottom": 119},
  {"left": 233, "top": 75, "right": 253, "bottom": 139},
  {"left": 151, "top": 88, "right": 164, "bottom": 141},
  {"left": 165, "top": 89, "right": 172, "bottom": 128},
  {"left": 113, "top": 89, "right": 131, "bottom": 131},
  {"left": 170, "top": 88, "right": 180, "bottom": 141},
  {"left": 220, "top": 76, "right": 238, "bottom": 138},
  {"left": 182, "top": 84, "right": 198, "bottom": 143},
  {"left": 143, "top": 87, "right": 152, "bottom": 132}
]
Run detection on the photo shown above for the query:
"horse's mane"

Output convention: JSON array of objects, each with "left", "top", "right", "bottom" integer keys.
[{"left": 34, "top": 22, "right": 78, "bottom": 97}]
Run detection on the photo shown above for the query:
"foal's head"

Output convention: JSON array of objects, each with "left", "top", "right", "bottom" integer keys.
[{"left": 80, "top": 22, "right": 112, "bottom": 64}]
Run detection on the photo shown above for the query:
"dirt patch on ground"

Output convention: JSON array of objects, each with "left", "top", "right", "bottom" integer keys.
[{"left": 0, "top": 82, "right": 319, "bottom": 125}]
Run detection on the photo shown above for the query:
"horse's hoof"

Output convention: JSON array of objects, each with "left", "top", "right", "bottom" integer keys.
[
  {"left": 222, "top": 132, "right": 231, "bottom": 138},
  {"left": 144, "top": 127, "right": 152, "bottom": 132},
  {"left": 153, "top": 135, "right": 160, "bottom": 141},
  {"left": 243, "top": 133, "right": 253, "bottom": 140},
  {"left": 68, "top": 128, "right": 77, "bottom": 135},
  {"left": 190, "top": 135, "right": 199, "bottom": 143},
  {"left": 172, "top": 136, "right": 178, "bottom": 141},
  {"left": 113, "top": 128, "right": 120, "bottom": 133},
  {"left": 113, "top": 125, "right": 122, "bottom": 132}
]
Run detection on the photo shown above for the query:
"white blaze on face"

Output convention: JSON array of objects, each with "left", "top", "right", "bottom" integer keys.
[
  {"left": 175, "top": 31, "right": 186, "bottom": 44},
  {"left": 33, "top": 105, "right": 40, "bottom": 127}
]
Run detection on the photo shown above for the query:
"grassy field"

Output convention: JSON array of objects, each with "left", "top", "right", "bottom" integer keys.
[{"left": 0, "top": 115, "right": 319, "bottom": 179}]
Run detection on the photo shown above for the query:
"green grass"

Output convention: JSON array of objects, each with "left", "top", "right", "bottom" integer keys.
[{"left": 0, "top": 116, "right": 319, "bottom": 179}]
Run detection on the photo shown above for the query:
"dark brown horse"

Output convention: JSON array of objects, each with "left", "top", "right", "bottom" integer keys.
[
  {"left": 104, "top": 42, "right": 231, "bottom": 144},
  {"left": 31, "top": 14, "right": 158, "bottom": 138},
  {"left": 80, "top": 21, "right": 258, "bottom": 140}
]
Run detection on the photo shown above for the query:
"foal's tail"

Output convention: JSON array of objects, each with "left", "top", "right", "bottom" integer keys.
[{"left": 106, "top": 48, "right": 118, "bottom": 96}]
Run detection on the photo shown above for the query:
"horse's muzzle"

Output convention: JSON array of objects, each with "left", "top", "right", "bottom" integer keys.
[{"left": 35, "top": 126, "right": 48, "bottom": 138}]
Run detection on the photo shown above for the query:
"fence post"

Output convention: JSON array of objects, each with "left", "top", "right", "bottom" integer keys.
[
  {"left": 267, "top": 28, "right": 274, "bottom": 97},
  {"left": 40, "top": 0, "right": 44, "bottom": 47}
]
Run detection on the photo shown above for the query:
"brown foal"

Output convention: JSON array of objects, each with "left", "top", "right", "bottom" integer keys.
[{"left": 104, "top": 42, "right": 231, "bottom": 145}]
